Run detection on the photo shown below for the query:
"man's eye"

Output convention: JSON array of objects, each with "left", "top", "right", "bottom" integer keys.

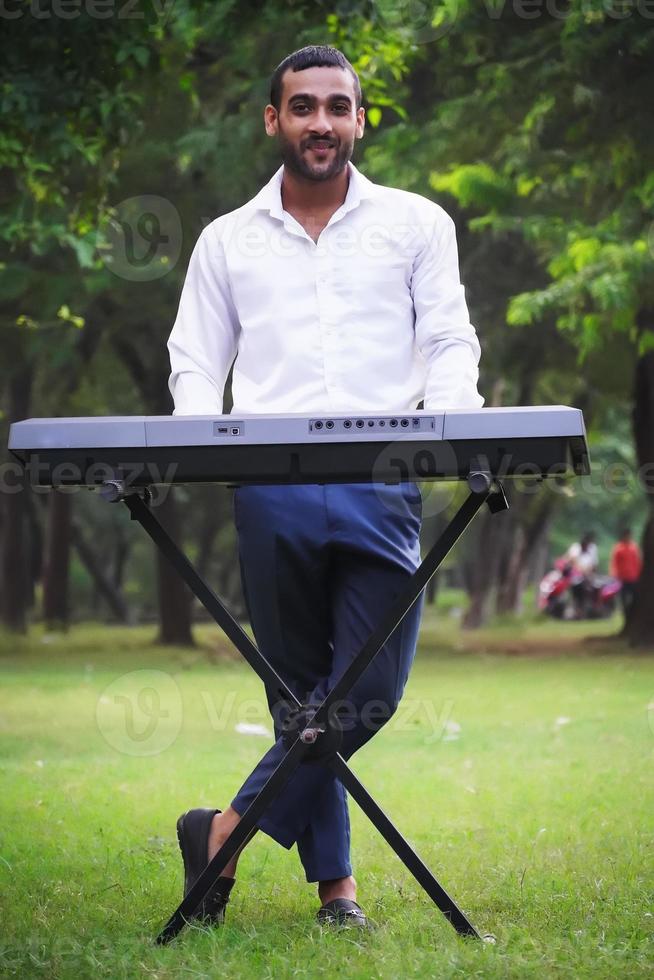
[{"left": 333, "top": 105, "right": 349, "bottom": 113}]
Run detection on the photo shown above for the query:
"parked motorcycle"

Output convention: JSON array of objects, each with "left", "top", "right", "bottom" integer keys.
[{"left": 539, "top": 558, "right": 621, "bottom": 620}]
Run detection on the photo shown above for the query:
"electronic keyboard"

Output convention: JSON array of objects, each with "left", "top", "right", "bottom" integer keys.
[{"left": 8, "top": 406, "right": 589, "bottom": 487}]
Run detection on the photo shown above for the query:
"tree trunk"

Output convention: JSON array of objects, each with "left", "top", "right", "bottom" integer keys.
[
  {"left": 42, "top": 489, "right": 72, "bottom": 629},
  {"left": 462, "top": 374, "right": 532, "bottom": 627},
  {"left": 112, "top": 525, "right": 131, "bottom": 591},
  {"left": 462, "top": 504, "right": 509, "bottom": 628},
  {"left": 0, "top": 364, "right": 33, "bottom": 632},
  {"left": 495, "top": 522, "right": 527, "bottom": 616},
  {"left": 196, "top": 493, "right": 222, "bottom": 581},
  {"left": 71, "top": 520, "right": 130, "bottom": 623},
  {"left": 111, "top": 334, "right": 195, "bottom": 645},
  {"left": 155, "top": 491, "right": 194, "bottom": 646},
  {"left": 496, "top": 495, "right": 555, "bottom": 615},
  {"left": 425, "top": 571, "right": 439, "bottom": 606},
  {"left": 624, "top": 350, "right": 654, "bottom": 647},
  {"left": 24, "top": 488, "right": 44, "bottom": 612}
]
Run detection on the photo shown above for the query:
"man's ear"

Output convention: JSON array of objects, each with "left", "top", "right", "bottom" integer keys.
[
  {"left": 355, "top": 107, "right": 365, "bottom": 139},
  {"left": 264, "top": 105, "right": 278, "bottom": 137}
]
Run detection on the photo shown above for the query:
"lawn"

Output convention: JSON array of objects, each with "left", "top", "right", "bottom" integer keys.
[{"left": 1, "top": 609, "right": 652, "bottom": 979}]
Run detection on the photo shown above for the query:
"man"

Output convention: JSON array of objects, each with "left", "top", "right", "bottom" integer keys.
[
  {"left": 167, "top": 45, "right": 483, "bottom": 929},
  {"left": 610, "top": 528, "right": 642, "bottom": 615},
  {"left": 565, "top": 532, "right": 599, "bottom": 578},
  {"left": 565, "top": 532, "right": 599, "bottom": 618}
]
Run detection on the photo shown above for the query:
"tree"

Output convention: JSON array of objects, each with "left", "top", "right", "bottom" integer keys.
[
  {"left": 342, "top": 2, "right": 654, "bottom": 637},
  {"left": 0, "top": 10, "right": 172, "bottom": 629}
]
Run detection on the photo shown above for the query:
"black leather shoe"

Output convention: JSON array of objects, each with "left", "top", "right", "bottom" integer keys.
[
  {"left": 317, "top": 897, "right": 369, "bottom": 929},
  {"left": 176, "top": 807, "right": 235, "bottom": 925}
]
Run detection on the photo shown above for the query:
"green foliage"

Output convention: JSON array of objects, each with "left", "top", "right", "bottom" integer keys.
[
  {"left": 548, "top": 405, "right": 648, "bottom": 569},
  {"left": 430, "top": 164, "right": 514, "bottom": 211},
  {"left": 1, "top": 19, "right": 153, "bottom": 263},
  {"left": 396, "top": 4, "right": 654, "bottom": 364},
  {"left": 3, "top": 0, "right": 653, "bottom": 633}
]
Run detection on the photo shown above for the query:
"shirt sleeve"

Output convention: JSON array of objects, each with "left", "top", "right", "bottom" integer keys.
[
  {"left": 411, "top": 209, "right": 483, "bottom": 410},
  {"left": 167, "top": 221, "right": 240, "bottom": 415}
]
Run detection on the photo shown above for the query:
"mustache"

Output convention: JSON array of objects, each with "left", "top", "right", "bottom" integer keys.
[{"left": 304, "top": 138, "right": 337, "bottom": 148}]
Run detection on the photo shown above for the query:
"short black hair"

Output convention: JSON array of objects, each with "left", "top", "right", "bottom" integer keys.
[{"left": 270, "top": 45, "right": 362, "bottom": 111}]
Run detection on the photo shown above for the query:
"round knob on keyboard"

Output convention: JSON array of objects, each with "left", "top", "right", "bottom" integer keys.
[
  {"left": 467, "top": 470, "right": 491, "bottom": 495},
  {"left": 99, "top": 479, "right": 125, "bottom": 503}
]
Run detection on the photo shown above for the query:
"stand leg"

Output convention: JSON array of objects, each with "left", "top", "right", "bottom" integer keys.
[{"left": 330, "top": 756, "right": 480, "bottom": 938}]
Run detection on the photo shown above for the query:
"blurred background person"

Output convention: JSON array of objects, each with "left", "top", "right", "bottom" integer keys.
[
  {"left": 610, "top": 528, "right": 642, "bottom": 616},
  {"left": 565, "top": 532, "right": 599, "bottom": 618}
]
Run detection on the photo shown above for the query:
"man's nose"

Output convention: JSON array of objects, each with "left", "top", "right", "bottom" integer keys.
[{"left": 310, "top": 107, "right": 332, "bottom": 133}]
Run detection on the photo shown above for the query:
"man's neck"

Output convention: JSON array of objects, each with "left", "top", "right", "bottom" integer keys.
[{"left": 280, "top": 165, "right": 350, "bottom": 216}]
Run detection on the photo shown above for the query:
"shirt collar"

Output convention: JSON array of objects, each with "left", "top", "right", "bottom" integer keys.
[{"left": 249, "top": 161, "right": 377, "bottom": 220}]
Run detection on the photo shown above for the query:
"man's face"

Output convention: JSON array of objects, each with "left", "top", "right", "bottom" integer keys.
[{"left": 264, "top": 66, "right": 365, "bottom": 182}]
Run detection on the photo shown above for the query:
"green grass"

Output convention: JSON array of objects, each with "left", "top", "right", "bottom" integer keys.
[{"left": 1, "top": 611, "right": 653, "bottom": 978}]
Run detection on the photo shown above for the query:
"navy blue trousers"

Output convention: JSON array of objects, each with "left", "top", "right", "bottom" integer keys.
[{"left": 230, "top": 482, "right": 424, "bottom": 883}]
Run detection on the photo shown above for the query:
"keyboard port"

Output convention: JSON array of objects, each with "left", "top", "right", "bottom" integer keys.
[
  {"left": 390, "top": 418, "right": 398, "bottom": 427},
  {"left": 356, "top": 419, "right": 364, "bottom": 428},
  {"left": 344, "top": 420, "right": 352, "bottom": 428},
  {"left": 314, "top": 421, "right": 323, "bottom": 430},
  {"left": 326, "top": 420, "right": 334, "bottom": 429},
  {"left": 400, "top": 419, "right": 409, "bottom": 427}
]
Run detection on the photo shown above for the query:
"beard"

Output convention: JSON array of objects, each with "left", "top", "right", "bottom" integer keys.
[{"left": 277, "top": 126, "right": 354, "bottom": 182}]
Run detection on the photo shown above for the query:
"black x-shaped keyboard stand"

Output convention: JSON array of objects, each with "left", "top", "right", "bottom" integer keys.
[{"left": 107, "top": 471, "right": 507, "bottom": 944}]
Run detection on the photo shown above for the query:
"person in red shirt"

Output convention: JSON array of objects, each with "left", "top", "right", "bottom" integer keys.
[{"left": 610, "top": 527, "right": 642, "bottom": 614}]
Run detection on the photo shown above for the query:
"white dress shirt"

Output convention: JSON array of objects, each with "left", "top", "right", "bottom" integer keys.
[{"left": 168, "top": 162, "right": 483, "bottom": 415}]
